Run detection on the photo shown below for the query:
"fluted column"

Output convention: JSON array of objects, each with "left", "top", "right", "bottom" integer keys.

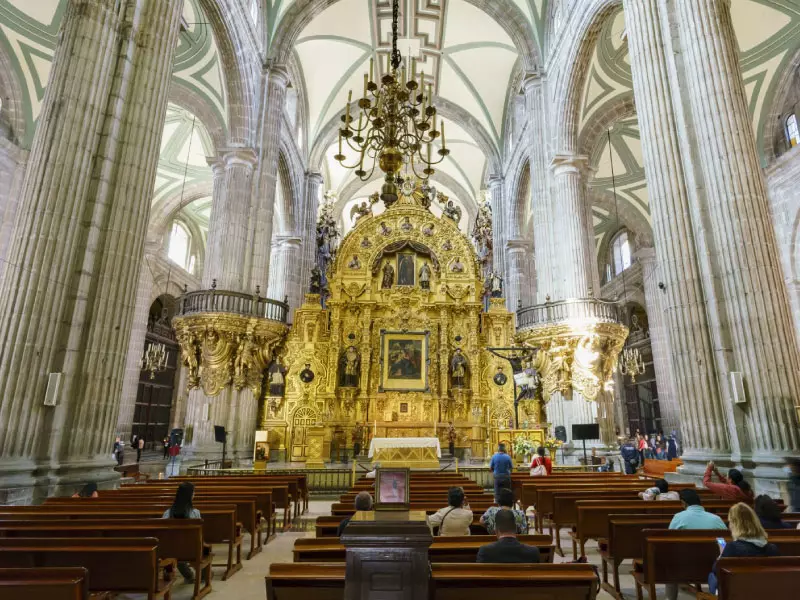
[
  {"left": 623, "top": 0, "right": 731, "bottom": 468},
  {"left": 524, "top": 72, "right": 553, "bottom": 303},
  {"left": 674, "top": 0, "right": 800, "bottom": 463},
  {"left": 266, "top": 236, "right": 302, "bottom": 308},
  {"left": 506, "top": 240, "right": 534, "bottom": 312},
  {"left": 488, "top": 176, "right": 506, "bottom": 277},
  {"left": 299, "top": 171, "right": 324, "bottom": 295},
  {"left": 0, "top": 0, "right": 182, "bottom": 494},
  {"left": 248, "top": 65, "right": 290, "bottom": 292},
  {"left": 203, "top": 148, "right": 258, "bottom": 290},
  {"left": 550, "top": 155, "right": 594, "bottom": 300},
  {"left": 637, "top": 247, "right": 680, "bottom": 434}
]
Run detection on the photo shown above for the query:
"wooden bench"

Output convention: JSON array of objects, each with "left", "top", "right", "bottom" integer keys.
[
  {"left": 633, "top": 530, "right": 800, "bottom": 600},
  {"left": 293, "top": 535, "right": 555, "bottom": 564},
  {"left": 0, "top": 537, "right": 175, "bottom": 600},
  {"left": 314, "top": 514, "right": 494, "bottom": 537},
  {"left": 0, "top": 567, "right": 89, "bottom": 600},
  {"left": 570, "top": 500, "right": 735, "bottom": 560},
  {"left": 643, "top": 459, "right": 682, "bottom": 478},
  {"left": 696, "top": 556, "right": 800, "bottom": 600},
  {"left": 265, "top": 562, "right": 600, "bottom": 600},
  {"left": 168, "top": 475, "right": 305, "bottom": 517},
  {"left": 0, "top": 506, "right": 243, "bottom": 580},
  {"left": 0, "top": 519, "right": 212, "bottom": 599}
]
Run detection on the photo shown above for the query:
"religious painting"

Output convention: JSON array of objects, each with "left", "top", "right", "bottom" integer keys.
[
  {"left": 397, "top": 253, "right": 415, "bottom": 286},
  {"left": 375, "top": 467, "right": 410, "bottom": 509},
  {"left": 400, "top": 402, "right": 409, "bottom": 413},
  {"left": 380, "top": 330, "right": 429, "bottom": 392}
]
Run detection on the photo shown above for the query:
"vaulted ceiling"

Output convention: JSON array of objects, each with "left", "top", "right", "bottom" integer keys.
[{"left": 582, "top": 0, "right": 800, "bottom": 265}]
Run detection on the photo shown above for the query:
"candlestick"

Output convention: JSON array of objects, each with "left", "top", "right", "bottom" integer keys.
[
  {"left": 363, "top": 74, "right": 368, "bottom": 98},
  {"left": 441, "top": 121, "right": 446, "bottom": 149},
  {"left": 411, "top": 57, "right": 416, "bottom": 80},
  {"left": 369, "top": 57, "right": 374, "bottom": 83},
  {"left": 338, "top": 130, "right": 342, "bottom": 155}
]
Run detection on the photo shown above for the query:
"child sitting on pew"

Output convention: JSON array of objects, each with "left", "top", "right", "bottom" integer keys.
[
  {"left": 708, "top": 503, "right": 779, "bottom": 594},
  {"left": 162, "top": 482, "right": 201, "bottom": 584}
]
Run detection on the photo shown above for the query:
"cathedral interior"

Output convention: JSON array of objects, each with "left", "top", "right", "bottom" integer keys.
[{"left": 0, "top": 0, "right": 799, "bottom": 504}]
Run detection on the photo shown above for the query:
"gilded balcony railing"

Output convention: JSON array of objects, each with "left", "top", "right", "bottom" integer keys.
[
  {"left": 177, "top": 289, "right": 289, "bottom": 324},
  {"left": 516, "top": 298, "right": 622, "bottom": 331}
]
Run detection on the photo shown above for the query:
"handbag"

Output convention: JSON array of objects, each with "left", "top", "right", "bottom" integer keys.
[{"left": 530, "top": 456, "right": 547, "bottom": 477}]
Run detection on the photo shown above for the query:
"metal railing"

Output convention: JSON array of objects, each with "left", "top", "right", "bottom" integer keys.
[
  {"left": 516, "top": 297, "right": 622, "bottom": 330},
  {"left": 184, "top": 465, "right": 354, "bottom": 495},
  {"left": 177, "top": 289, "right": 289, "bottom": 324}
]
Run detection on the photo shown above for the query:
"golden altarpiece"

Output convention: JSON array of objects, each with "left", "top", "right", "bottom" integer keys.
[{"left": 260, "top": 183, "right": 546, "bottom": 465}]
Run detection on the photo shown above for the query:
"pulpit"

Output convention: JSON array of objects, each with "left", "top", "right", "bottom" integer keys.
[{"left": 340, "top": 511, "right": 433, "bottom": 600}]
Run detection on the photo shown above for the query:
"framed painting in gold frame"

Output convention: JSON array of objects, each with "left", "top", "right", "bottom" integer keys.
[
  {"left": 379, "top": 330, "right": 429, "bottom": 392},
  {"left": 374, "top": 467, "right": 410, "bottom": 510}
]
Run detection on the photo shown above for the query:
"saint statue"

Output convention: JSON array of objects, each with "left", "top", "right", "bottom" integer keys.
[
  {"left": 348, "top": 255, "right": 361, "bottom": 269},
  {"left": 340, "top": 346, "right": 360, "bottom": 387},
  {"left": 451, "top": 257, "right": 465, "bottom": 273},
  {"left": 450, "top": 348, "right": 468, "bottom": 388},
  {"left": 380, "top": 222, "right": 392, "bottom": 236},
  {"left": 309, "top": 266, "right": 322, "bottom": 293},
  {"left": 381, "top": 262, "right": 395, "bottom": 289},
  {"left": 490, "top": 271, "right": 503, "bottom": 297},
  {"left": 419, "top": 263, "right": 431, "bottom": 290},
  {"left": 268, "top": 364, "right": 285, "bottom": 396},
  {"left": 400, "top": 216, "right": 413, "bottom": 231}
]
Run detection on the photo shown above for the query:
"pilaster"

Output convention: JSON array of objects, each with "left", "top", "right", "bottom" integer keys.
[
  {"left": 488, "top": 175, "right": 505, "bottom": 279},
  {"left": 300, "top": 171, "right": 324, "bottom": 295}
]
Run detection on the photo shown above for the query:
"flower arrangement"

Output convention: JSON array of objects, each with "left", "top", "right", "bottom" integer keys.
[
  {"left": 512, "top": 435, "right": 535, "bottom": 458},
  {"left": 543, "top": 437, "right": 564, "bottom": 450}
]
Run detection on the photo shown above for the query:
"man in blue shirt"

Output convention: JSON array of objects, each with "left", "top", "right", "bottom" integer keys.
[{"left": 489, "top": 443, "right": 513, "bottom": 500}]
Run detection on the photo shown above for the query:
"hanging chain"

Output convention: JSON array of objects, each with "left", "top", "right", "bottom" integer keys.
[{"left": 391, "top": 0, "right": 401, "bottom": 70}]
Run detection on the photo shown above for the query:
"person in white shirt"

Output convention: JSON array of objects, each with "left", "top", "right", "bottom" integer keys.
[
  {"left": 429, "top": 487, "right": 473, "bottom": 536},
  {"left": 639, "top": 478, "right": 680, "bottom": 501}
]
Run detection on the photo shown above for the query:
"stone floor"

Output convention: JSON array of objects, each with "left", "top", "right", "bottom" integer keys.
[{"left": 116, "top": 499, "right": 697, "bottom": 600}]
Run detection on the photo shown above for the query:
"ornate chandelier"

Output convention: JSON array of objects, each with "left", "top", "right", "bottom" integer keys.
[
  {"left": 618, "top": 346, "right": 645, "bottom": 383},
  {"left": 334, "top": 0, "right": 449, "bottom": 205},
  {"left": 139, "top": 341, "right": 168, "bottom": 380}
]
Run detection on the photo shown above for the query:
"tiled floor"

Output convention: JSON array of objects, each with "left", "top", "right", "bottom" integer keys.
[{"left": 120, "top": 499, "right": 697, "bottom": 600}]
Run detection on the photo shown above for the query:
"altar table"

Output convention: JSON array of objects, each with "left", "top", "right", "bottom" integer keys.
[{"left": 368, "top": 437, "right": 441, "bottom": 469}]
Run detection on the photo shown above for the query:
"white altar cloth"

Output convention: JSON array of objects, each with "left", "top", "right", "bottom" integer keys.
[{"left": 368, "top": 437, "right": 442, "bottom": 458}]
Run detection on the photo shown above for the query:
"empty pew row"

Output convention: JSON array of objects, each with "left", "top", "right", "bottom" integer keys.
[
  {"left": 0, "top": 567, "right": 90, "bottom": 600},
  {"left": 696, "top": 557, "right": 800, "bottom": 600},
  {"left": 265, "top": 563, "right": 600, "bottom": 600}
]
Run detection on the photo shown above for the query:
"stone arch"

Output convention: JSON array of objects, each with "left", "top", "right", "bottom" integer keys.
[
  {"left": 273, "top": 151, "right": 298, "bottom": 235},
  {"left": 148, "top": 182, "right": 215, "bottom": 242},
  {"left": 577, "top": 95, "right": 637, "bottom": 159},
  {"left": 509, "top": 160, "right": 531, "bottom": 240},
  {"left": 0, "top": 40, "right": 27, "bottom": 145},
  {"left": 763, "top": 47, "right": 800, "bottom": 164},
  {"left": 168, "top": 81, "right": 227, "bottom": 152}
]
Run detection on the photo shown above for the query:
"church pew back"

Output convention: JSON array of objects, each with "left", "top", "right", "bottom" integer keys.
[
  {"left": 0, "top": 567, "right": 89, "bottom": 600},
  {"left": 714, "top": 557, "right": 800, "bottom": 600}
]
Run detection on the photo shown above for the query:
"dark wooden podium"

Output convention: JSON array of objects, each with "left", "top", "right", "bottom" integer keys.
[{"left": 340, "top": 510, "right": 433, "bottom": 600}]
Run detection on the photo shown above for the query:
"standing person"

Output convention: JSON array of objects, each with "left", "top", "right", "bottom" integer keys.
[
  {"left": 113, "top": 436, "right": 123, "bottom": 466},
  {"left": 137, "top": 436, "right": 144, "bottom": 463},
  {"left": 476, "top": 510, "right": 540, "bottom": 563},
  {"left": 703, "top": 462, "right": 754, "bottom": 503},
  {"left": 162, "top": 437, "right": 170, "bottom": 459},
  {"left": 786, "top": 458, "right": 800, "bottom": 512},
  {"left": 529, "top": 446, "right": 552, "bottom": 476},
  {"left": 667, "top": 431, "right": 678, "bottom": 460},
  {"left": 637, "top": 434, "right": 647, "bottom": 466},
  {"left": 352, "top": 425, "right": 362, "bottom": 459},
  {"left": 620, "top": 438, "right": 639, "bottom": 474},
  {"left": 162, "top": 482, "right": 202, "bottom": 584},
  {"left": 707, "top": 503, "right": 779, "bottom": 594},
  {"left": 447, "top": 422, "right": 457, "bottom": 457},
  {"left": 489, "top": 443, "right": 513, "bottom": 500}
]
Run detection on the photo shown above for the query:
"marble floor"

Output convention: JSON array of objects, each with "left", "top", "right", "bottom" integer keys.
[{"left": 120, "top": 499, "right": 697, "bottom": 600}]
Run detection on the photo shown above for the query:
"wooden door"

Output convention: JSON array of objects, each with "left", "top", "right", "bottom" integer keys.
[{"left": 290, "top": 407, "right": 317, "bottom": 461}]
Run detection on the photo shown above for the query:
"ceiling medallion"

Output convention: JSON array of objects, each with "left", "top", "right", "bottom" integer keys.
[{"left": 334, "top": 0, "right": 450, "bottom": 207}]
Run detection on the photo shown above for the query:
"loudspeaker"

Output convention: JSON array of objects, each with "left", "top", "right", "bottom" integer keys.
[
  {"left": 554, "top": 425, "right": 567, "bottom": 443},
  {"left": 214, "top": 425, "right": 227, "bottom": 444},
  {"left": 170, "top": 428, "right": 184, "bottom": 446},
  {"left": 572, "top": 423, "right": 600, "bottom": 441}
]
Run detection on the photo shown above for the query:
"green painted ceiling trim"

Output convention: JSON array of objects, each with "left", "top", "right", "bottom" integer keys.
[
  {"left": 190, "top": 52, "right": 226, "bottom": 108},
  {"left": 581, "top": 65, "right": 615, "bottom": 120},
  {"left": 17, "top": 41, "right": 50, "bottom": 100},
  {"left": 295, "top": 34, "right": 374, "bottom": 52},
  {"left": 311, "top": 48, "right": 372, "bottom": 141},
  {"left": 0, "top": 1, "right": 65, "bottom": 43},
  {"left": 441, "top": 54, "right": 500, "bottom": 148}
]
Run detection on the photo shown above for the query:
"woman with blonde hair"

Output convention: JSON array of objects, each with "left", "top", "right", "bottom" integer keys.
[{"left": 708, "top": 502, "right": 779, "bottom": 594}]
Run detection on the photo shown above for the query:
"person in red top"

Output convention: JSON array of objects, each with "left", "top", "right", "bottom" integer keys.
[
  {"left": 529, "top": 446, "right": 552, "bottom": 476},
  {"left": 703, "top": 461, "right": 754, "bottom": 503}
]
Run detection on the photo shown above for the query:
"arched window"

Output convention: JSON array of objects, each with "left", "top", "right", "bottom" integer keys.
[
  {"left": 168, "top": 221, "right": 193, "bottom": 272},
  {"left": 787, "top": 114, "right": 799, "bottom": 148},
  {"left": 609, "top": 230, "right": 632, "bottom": 278}
]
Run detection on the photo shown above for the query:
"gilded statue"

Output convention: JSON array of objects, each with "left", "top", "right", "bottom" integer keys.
[
  {"left": 450, "top": 348, "right": 469, "bottom": 389},
  {"left": 419, "top": 263, "right": 431, "bottom": 290},
  {"left": 339, "top": 345, "right": 360, "bottom": 388},
  {"left": 381, "top": 262, "right": 395, "bottom": 289},
  {"left": 451, "top": 257, "right": 465, "bottom": 273},
  {"left": 350, "top": 201, "right": 372, "bottom": 222}
]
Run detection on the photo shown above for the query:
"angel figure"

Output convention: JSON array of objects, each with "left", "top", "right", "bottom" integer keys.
[
  {"left": 442, "top": 199, "right": 462, "bottom": 224},
  {"left": 350, "top": 201, "right": 372, "bottom": 222}
]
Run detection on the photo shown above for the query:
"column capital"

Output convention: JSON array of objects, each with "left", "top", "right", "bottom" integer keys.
[
  {"left": 522, "top": 69, "right": 546, "bottom": 90},
  {"left": 634, "top": 246, "right": 657, "bottom": 264},
  {"left": 487, "top": 174, "right": 504, "bottom": 190},
  {"left": 507, "top": 238, "right": 533, "bottom": 251},
  {"left": 276, "top": 235, "right": 303, "bottom": 248},
  {"left": 266, "top": 62, "right": 291, "bottom": 89},
  {"left": 207, "top": 156, "right": 226, "bottom": 178},
  {"left": 305, "top": 171, "right": 324, "bottom": 185},
  {"left": 550, "top": 154, "right": 590, "bottom": 176},
  {"left": 220, "top": 147, "right": 258, "bottom": 168}
]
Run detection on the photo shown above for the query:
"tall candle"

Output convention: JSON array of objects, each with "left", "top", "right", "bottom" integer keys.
[{"left": 373, "top": 419, "right": 377, "bottom": 436}]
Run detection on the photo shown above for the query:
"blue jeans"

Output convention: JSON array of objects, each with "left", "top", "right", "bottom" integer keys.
[{"left": 493, "top": 474, "right": 511, "bottom": 500}]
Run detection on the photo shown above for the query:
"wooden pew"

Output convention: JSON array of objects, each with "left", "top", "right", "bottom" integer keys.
[
  {"left": 168, "top": 475, "right": 305, "bottom": 517},
  {"left": 633, "top": 530, "right": 800, "bottom": 600},
  {"left": 264, "top": 563, "right": 600, "bottom": 600},
  {"left": 293, "top": 535, "right": 556, "bottom": 564},
  {"left": 44, "top": 495, "right": 263, "bottom": 560},
  {"left": 0, "top": 537, "right": 176, "bottom": 600},
  {"left": 0, "top": 567, "right": 89, "bottom": 600},
  {"left": 315, "top": 514, "right": 494, "bottom": 537},
  {"left": 0, "top": 506, "right": 243, "bottom": 580},
  {"left": 570, "top": 500, "right": 735, "bottom": 560},
  {"left": 696, "top": 556, "right": 800, "bottom": 600},
  {"left": 643, "top": 459, "right": 682, "bottom": 478},
  {"left": 0, "top": 519, "right": 212, "bottom": 599}
]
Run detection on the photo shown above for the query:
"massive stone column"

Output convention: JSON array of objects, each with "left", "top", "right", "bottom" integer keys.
[
  {"left": 488, "top": 176, "right": 506, "bottom": 278},
  {"left": 622, "top": 0, "right": 731, "bottom": 470},
  {"left": 299, "top": 171, "right": 324, "bottom": 295},
  {"left": 523, "top": 73, "right": 553, "bottom": 304},
  {"left": 267, "top": 236, "right": 303, "bottom": 310},
  {"left": 0, "top": 0, "right": 182, "bottom": 500},
  {"left": 550, "top": 155, "right": 594, "bottom": 300},
  {"left": 506, "top": 240, "right": 534, "bottom": 311},
  {"left": 672, "top": 0, "right": 800, "bottom": 468},
  {"left": 200, "top": 157, "right": 226, "bottom": 287},
  {"left": 247, "top": 65, "right": 290, "bottom": 292},
  {"left": 637, "top": 248, "right": 681, "bottom": 434}
]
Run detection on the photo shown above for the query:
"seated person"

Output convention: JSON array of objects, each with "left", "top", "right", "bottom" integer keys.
[
  {"left": 640, "top": 478, "right": 680, "bottom": 501},
  {"left": 162, "top": 482, "right": 202, "bottom": 584},
  {"left": 480, "top": 488, "right": 527, "bottom": 534},
  {"left": 337, "top": 491, "right": 373, "bottom": 536},
  {"left": 476, "top": 509, "right": 540, "bottom": 563},
  {"left": 669, "top": 489, "right": 727, "bottom": 530},
  {"left": 428, "top": 487, "right": 473, "bottom": 536},
  {"left": 72, "top": 482, "right": 98, "bottom": 498},
  {"left": 754, "top": 494, "right": 793, "bottom": 529},
  {"left": 708, "top": 502, "right": 779, "bottom": 594},
  {"left": 703, "top": 461, "right": 754, "bottom": 503}
]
